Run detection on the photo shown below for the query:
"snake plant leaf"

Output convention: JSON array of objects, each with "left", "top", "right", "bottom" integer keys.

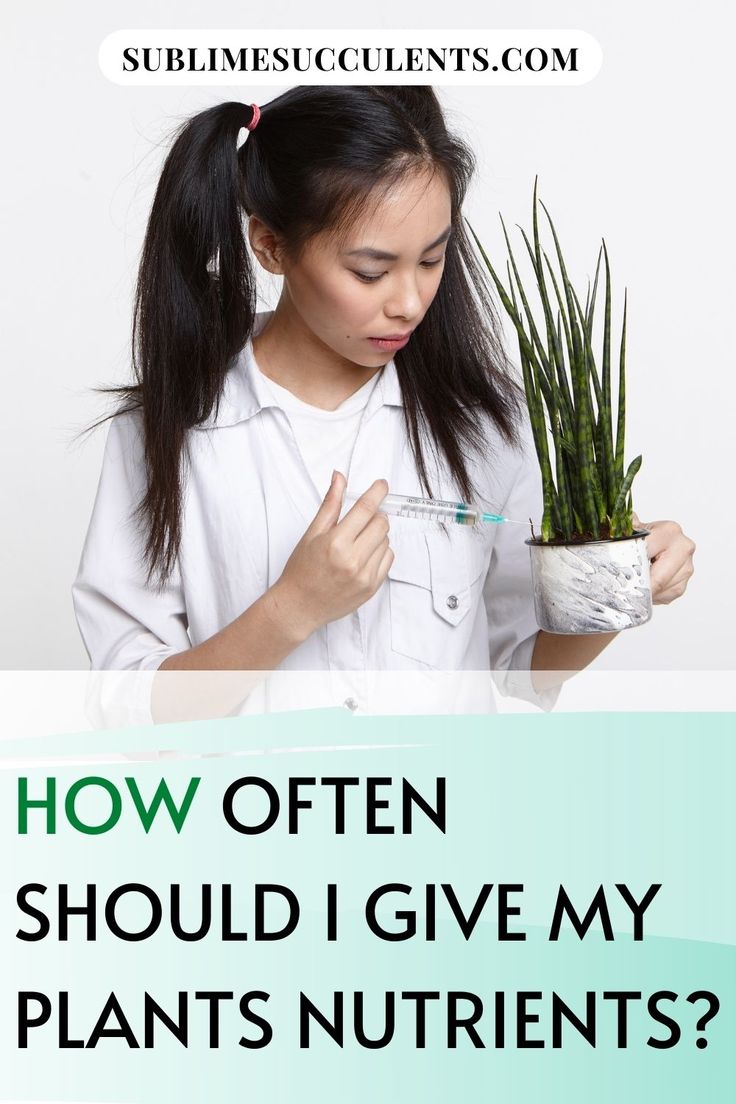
[
  {"left": 544, "top": 246, "right": 598, "bottom": 534},
  {"left": 610, "top": 454, "right": 642, "bottom": 535},
  {"left": 507, "top": 259, "right": 521, "bottom": 326},
  {"left": 527, "top": 178, "right": 572, "bottom": 424},
  {"left": 600, "top": 241, "right": 615, "bottom": 509},
  {"left": 541, "top": 254, "right": 576, "bottom": 427},
  {"left": 570, "top": 282, "right": 618, "bottom": 520},
  {"left": 517, "top": 226, "right": 577, "bottom": 452},
  {"left": 586, "top": 245, "right": 603, "bottom": 330},
  {"left": 464, "top": 218, "right": 539, "bottom": 368},
  {"left": 519, "top": 345, "right": 556, "bottom": 541},
  {"left": 615, "top": 289, "right": 628, "bottom": 484},
  {"left": 553, "top": 312, "right": 574, "bottom": 432},
  {"left": 570, "top": 281, "right": 603, "bottom": 407},
  {"left": 499, "top": 215, "right": 555, "bottom": 388},
  {"left": 539, "top": 200, "right": 584, "bottom": 371}
]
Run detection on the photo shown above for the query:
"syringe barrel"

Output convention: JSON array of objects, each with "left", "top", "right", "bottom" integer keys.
[{"left": 346, "top": 492, "right": 479, "bottom": 525}]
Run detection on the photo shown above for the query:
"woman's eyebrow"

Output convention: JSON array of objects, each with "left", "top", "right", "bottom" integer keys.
[{"left": 343, "top": 224, "right": 452, "bottom": 261}]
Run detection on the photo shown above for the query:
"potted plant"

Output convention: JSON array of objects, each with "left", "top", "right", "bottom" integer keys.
[{"left": 466, "top": 179, "right": 652, "bottom": 635}]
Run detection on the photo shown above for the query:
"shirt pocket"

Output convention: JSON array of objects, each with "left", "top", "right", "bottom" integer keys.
[{"left": 387, "top": 526, "right": 491, "bottom": 668}]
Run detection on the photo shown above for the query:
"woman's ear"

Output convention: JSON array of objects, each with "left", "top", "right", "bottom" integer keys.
[{"left": 248, "top": 216, "right": 285, "bottom": 275}]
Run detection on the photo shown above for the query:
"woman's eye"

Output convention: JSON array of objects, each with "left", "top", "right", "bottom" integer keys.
[{"left": 353, "top": 258, "right": 445, "bottom": 284}]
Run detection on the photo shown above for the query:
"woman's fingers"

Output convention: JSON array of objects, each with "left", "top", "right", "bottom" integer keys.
[
  {"left": 338, "top": 479, "right": 389, "bottom": 539},
  {"left": 642, "top": 520, "right": 696, "bottom": 603},
  {"left": 306, "top": 469, "right": 347, "bottom": 535},
  {"left": 371, "top": 540, "right": 395, "bottom": 586},
  {"left": 652, "top": 558, "right": 695, "bottom": 604},
  {"left": 353, "top": 510, "right": 391, "bottom": 560}
]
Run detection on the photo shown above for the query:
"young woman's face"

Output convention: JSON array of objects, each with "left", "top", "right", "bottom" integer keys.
[{"left": 280, "top": 168, "right": 453, "bottom": 367}]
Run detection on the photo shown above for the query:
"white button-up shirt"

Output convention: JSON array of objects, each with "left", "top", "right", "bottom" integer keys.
[{"left": 72, "top": 310, "right": 558, "bottom": 711}]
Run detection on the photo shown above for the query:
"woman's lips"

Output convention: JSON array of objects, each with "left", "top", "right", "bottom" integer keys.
[{"left": 367, "top": 333, "right": 412, "bottom": 351}]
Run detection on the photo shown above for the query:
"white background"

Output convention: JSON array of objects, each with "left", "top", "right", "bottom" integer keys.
[{"left": 1, "top": 0, "right": 733, "bottom": 669}]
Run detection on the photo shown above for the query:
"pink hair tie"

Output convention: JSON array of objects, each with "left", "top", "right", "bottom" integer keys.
[{"left": 246, "top": 103, "right": 261, "bottom": 131}]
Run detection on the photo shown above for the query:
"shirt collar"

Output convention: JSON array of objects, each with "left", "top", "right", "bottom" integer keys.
[{"left": 195, "top": 309, "right": 404, "bottom": 429}]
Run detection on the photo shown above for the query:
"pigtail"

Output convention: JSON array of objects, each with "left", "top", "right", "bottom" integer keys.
[{"left": 131, "top": 102, "right": 258, "bottom": 587}]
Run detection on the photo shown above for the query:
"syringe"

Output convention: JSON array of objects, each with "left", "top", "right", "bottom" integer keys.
[{"left": 344, "top": 491, "right": 524, "bottom": 527}]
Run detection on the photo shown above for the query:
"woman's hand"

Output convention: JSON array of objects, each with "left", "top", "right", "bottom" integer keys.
[
  {"left": 158, "top": 471, "right": 393, "bottom": 685},
  {"left": 633, "top": 513, "right": 696, "bottom": 604},
  {"left": 267, "top": 470, "right": 394, "bottom": 642}
]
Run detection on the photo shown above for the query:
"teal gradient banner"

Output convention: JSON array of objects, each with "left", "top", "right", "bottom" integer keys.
[{"left": 1, "top": 710, "right": 734, "bottom": 1102}]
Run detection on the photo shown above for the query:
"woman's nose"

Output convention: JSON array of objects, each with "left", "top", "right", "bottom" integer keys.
[{"left": 384, "top": 275, "right": 423, "bottom": 321}]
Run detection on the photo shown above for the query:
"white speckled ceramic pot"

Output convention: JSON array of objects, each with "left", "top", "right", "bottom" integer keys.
[{"left": 525, "top": 529, "right": 653, "bottom": 634}]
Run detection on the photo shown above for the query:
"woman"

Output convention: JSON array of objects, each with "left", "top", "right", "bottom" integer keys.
[{"left": 71, "top": 86, "right": 695, "bottom": 712}]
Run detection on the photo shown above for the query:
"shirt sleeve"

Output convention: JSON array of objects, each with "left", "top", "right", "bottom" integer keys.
[
  {"left": 71, "top": 411, "right": 191, "bottom": 671},
  {"left": 482, "top": 416, "right": 562, "bottom": 712}
]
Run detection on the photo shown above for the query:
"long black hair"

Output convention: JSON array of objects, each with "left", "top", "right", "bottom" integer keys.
[{"left": 96, "top": 85, "right": 524, "bottom": 588}]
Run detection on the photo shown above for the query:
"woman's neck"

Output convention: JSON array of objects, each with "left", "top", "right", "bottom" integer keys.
[{"left": 251, "top": 299, "right": 383, "bottom": 412}]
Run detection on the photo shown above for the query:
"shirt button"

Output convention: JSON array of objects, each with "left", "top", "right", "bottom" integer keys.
[
  {"left": 446, "top": 594, "right": 459, "bottom": 610},
  {"left": 343, "top": 697, "right": 359, "bottom": 712}
]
